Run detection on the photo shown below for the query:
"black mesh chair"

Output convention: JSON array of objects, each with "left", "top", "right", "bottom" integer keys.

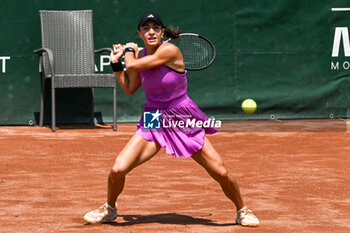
[{"left": 34, "top": 10, "right": 117, "bottom": 132}]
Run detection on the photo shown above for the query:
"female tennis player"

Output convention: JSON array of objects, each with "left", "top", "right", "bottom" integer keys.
[{"left": 84, "top": 11, "right": 259, "bottom": 227}]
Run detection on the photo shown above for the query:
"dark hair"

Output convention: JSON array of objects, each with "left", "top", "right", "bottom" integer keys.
[{"left": 164, "top": 26, "right": 181, "bottom": 39}]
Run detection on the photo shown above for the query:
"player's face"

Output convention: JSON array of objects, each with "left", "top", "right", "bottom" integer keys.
[{"left": 138, "top": 21, "right": 164, "bottom": 47}]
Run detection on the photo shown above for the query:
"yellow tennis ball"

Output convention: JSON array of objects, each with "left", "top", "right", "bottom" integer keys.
[{"left": 241, "top": 99, "right": 257, "bottom": 114}]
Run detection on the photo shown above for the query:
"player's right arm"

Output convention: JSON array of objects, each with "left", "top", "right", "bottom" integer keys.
[{"left": 110, "top": 44, "right": 141, "bottom": 95}]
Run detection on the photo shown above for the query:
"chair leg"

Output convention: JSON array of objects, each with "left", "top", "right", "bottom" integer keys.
[
  {"left": 51, "top": 84, "right": 56, "bottom": 132},
  {"left": 90, "top": 88, "right": 95, "bottom": 125},
  {"left": 39, "top": 76, "right": 45, "bottom": 127},
  {"left": 113, "top": 87, "right": 117, "bottom": 131}
]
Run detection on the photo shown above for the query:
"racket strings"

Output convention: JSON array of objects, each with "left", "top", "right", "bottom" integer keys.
[{"left": 171, "top": 35, "right": 214, "bottom": 70}]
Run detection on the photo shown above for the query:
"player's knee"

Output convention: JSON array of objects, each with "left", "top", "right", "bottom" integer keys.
[
  {"left": 213, "top": 166, "right": 229, "bottom": 183},
  {"left": 111, "top": 161, "right": 129, "bottom": 175},
  {"left": 218, "top": 168, "right": 229, "bottom": 180}
]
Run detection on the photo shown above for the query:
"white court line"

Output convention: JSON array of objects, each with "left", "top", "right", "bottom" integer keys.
[{"left": 331, "top": 8, "right": 350, "bottom": 11}]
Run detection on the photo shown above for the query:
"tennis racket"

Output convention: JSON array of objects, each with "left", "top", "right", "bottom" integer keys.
[{"left": 167, "top": 33, "right": 216, "bottom": 71}]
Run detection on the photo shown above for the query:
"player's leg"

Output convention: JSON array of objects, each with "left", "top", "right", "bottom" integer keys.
[
  {"left": 84, "top": 134, "right": 160, "bottom": 224},
  {"left": 191, "top": 136, "right": 244, "bottom": 210},
  {"left": 107, "top": 134, "right": 161, "bottom": 208},
  {"left": 191, "top": 136, "right": 259, "bottom": 227}
]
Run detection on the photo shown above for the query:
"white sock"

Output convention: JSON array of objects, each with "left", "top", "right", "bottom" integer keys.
[
  {"left": 237, "top": 206, "right": 247, "bottom": 213},
  {"left": 106, "top": 203, "right": 115, "bottom": 210}
]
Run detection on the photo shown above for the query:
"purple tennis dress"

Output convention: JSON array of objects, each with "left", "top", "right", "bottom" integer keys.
[{"left": 135, "top": 46, "right": 218, "bottom": 158}]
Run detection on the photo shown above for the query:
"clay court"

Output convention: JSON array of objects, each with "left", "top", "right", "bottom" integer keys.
[{"left": 0, "top": 120, "right": 349, "bottom": 233}]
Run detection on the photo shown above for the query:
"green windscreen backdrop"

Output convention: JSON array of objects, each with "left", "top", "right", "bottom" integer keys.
[{"left": 0, "top": 0, "right": 349, "bottom": 125}]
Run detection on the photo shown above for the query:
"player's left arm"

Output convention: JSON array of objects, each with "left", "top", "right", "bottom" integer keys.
[{"left": 124, "top": 43, "right": 179, "bottom": 71}]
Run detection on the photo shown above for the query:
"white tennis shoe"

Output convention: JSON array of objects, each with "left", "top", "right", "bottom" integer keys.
[
  {"left": 83, "top": 203, "right": 118, "bottom": 224},
  {"left": 236, "top": 207, "right": 259, "bottom": 227}
]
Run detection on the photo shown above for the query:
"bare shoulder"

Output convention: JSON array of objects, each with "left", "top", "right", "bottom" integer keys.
[
  {"left": 158, "top": 42, "right": 180, "bottom": 54},
  {"left": 159, "top": 42, "right": 184, "bottom": 70}
]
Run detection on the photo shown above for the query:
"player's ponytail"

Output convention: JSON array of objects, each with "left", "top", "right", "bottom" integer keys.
[{"left": 164, "top": 26, "right": 180, "bottom": 39}]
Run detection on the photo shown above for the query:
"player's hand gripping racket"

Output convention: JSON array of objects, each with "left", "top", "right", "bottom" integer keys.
[{"left": 167, "top": 33, "right": 216, "bottom": 71}]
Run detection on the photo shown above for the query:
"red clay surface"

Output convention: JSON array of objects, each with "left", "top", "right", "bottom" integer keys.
[{"left": 0, "top": 120, "right": 349, "bottom": 232}]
